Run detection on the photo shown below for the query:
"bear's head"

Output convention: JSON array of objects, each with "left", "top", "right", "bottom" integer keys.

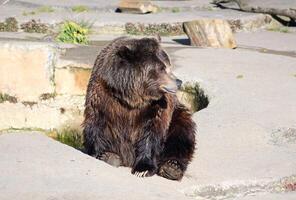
[{"left": 97, "top": 37, "right": 182, "bottom": 108}]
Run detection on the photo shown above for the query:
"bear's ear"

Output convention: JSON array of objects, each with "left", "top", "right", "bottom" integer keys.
[{"left": 117, "top": 45, "right": 134, "bottom": 61}]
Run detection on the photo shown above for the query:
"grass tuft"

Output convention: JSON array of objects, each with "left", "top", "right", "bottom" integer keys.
[
  {"left": 0, "top": 17, "right": 18, "bottom": 32},
  {"left": 47, "top": 128, "right": 84, "bottom": 150},
  {"left": 267, "top": 26, "right": 289, "bottom": 33},
  {"left": 171, "top": 7, "right": 180, "bottom": 13},
  {"left": 37, "top": 6, "right": 55, "bottom": 13},
  {"left": 22, "top": 11, "right": 36, "bottom": 16},
  {"left": 71, "top": 5, "right": 89, "bottom": 13},
  {"left": 56, "top": 21, "right": 89, "bottom": 44}
]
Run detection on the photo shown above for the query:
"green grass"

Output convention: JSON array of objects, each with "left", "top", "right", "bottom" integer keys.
[
  {"left": 0, "top": 127, "right": 45, "bottom": 134},
  {"left": 171, "top": 7, "right": 180, "bottom": 13},
  {"left": 47, "top": 128, "right": 84, "bottom": 150},
  {"left": 37, "top": 6, "right": 55, "bottom": 13},
  {"left": 267, "top": 26, "right": 290, "bottom": 33},
  {"left": 22, "top": 6, "right": 54, "bottom": 17},
  {"left": 71, "top": 5, "right": 89, "bottom": 13},
  {"left": 56, "top": 21, "right": 89, "bottom": 44},
  {"left": 22, "top": 11, "right": 36, "bottom": 16}
]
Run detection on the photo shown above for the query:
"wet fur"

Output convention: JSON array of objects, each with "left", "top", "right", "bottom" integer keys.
[{"left": 83, "top": 37, "right": 196, "bottom": 180}]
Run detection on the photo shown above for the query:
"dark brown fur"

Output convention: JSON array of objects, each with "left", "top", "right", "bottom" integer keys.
[{"left": 83, "top": 37, "right": 196, "bottom": 180}]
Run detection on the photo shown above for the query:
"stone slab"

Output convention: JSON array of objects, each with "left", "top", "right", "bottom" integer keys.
[
  {"left": 0, "top": 41, "right": 56, "bottom": 101},
  {"left": 0, "top": 96, "right": 84, "bottom": 130},
  {"left": 55, "top": 67, "right": 91, "bottom": 95},
  {"left": 0, "top": 132, "right": 188, "bottom": 200}
]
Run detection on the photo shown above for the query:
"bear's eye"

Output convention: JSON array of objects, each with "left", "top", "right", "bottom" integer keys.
[{"left": 158, "top": 50, "right": 168, "bottom": 62}]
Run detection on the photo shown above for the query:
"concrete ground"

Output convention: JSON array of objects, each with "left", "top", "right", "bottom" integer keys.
[{"left": 1, "top": 28, "right": 296, "bottom": 199}]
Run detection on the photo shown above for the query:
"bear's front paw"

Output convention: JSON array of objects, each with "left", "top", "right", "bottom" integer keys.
[
  {"left": 132, "top": 157, "right": 157, "bottom": 177},
  {"left": 158, "top": 160, "right": 184, "bottom": 181}
]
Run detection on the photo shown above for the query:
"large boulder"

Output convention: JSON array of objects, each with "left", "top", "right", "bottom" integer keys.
[
  {"left": 183, "top": 19, "right": 237, "bottom": 48},
  {"left": 117, "top": 0, "right": 158, "bottom": 14}
]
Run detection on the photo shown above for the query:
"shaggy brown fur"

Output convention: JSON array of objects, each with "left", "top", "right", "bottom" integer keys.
[{"left": 83, "top": 37, "right": 196, "bottom": 180}]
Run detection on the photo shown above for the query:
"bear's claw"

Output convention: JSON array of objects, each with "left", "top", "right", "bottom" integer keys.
[
  {"left": 158, "top": 160, "right": 183, "bottom": 181},
  {"left": 135, "top": 171, "right": 149, "bottom": 177},
  {"left": 132, "top": 156, "right": 157, "bottom": 177}
]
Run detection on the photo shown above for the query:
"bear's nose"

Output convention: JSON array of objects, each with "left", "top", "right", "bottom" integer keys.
[{"left": 176, "top": 79, "right": 182, "bottom": 89}]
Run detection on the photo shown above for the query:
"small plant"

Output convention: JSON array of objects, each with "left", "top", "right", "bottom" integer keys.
[
  {"left": 236, "top": 74, "right": 244, "bottom": 79},
  {"left": 20, "top": 20, "right": 49, "bottom": 33},
  {"left": 56, "top": 21, "right": 89, "bottom": 44},
  {"left": 22, "top": 11, "right": 36, "bottom": 16},
  {"left": 171, "top": 7, "right": 180, "bottom": 13},
  {"left": 71, "top": 5, "right": 89, "bottom": 13},
  {"left": 0, "top": 93, "right": 17, "bottom": 103},
  {"left": 0, "top": 22, "right": 4, "bottom": 31},
  {"left": 39, "top": 93, "right": 56, "bottom": 101},
  {"left": 37, "top": 6, "right": 55, "bottom": 13},
  {"left": 267, "top": 26, "right": 290, "bottom": 33},
  {"left": 47, "top": 128, "right": 84, "bottom": 150},
  {"left": 0, "top": 17, "right": 18, "bottom": 32}
]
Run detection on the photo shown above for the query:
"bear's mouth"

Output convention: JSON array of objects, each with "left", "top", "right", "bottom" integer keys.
[{"left": 161, "top": 86, "right": 177, "bottom": 94}]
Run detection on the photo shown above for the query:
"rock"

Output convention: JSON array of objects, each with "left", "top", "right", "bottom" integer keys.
[
  {"left": 117, "top": 0, "right": 158, "bottom": 14},
  {"left": 183, "top": 19, "right": 237, "bottom": 48},
  {"left": 0, "top": 41, "right": 56, "bottom": 101}
]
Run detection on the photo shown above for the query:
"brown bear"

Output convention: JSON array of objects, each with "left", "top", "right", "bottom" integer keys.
[{"left": 83, "top": 37, "right": 196, "bottom": 180}]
